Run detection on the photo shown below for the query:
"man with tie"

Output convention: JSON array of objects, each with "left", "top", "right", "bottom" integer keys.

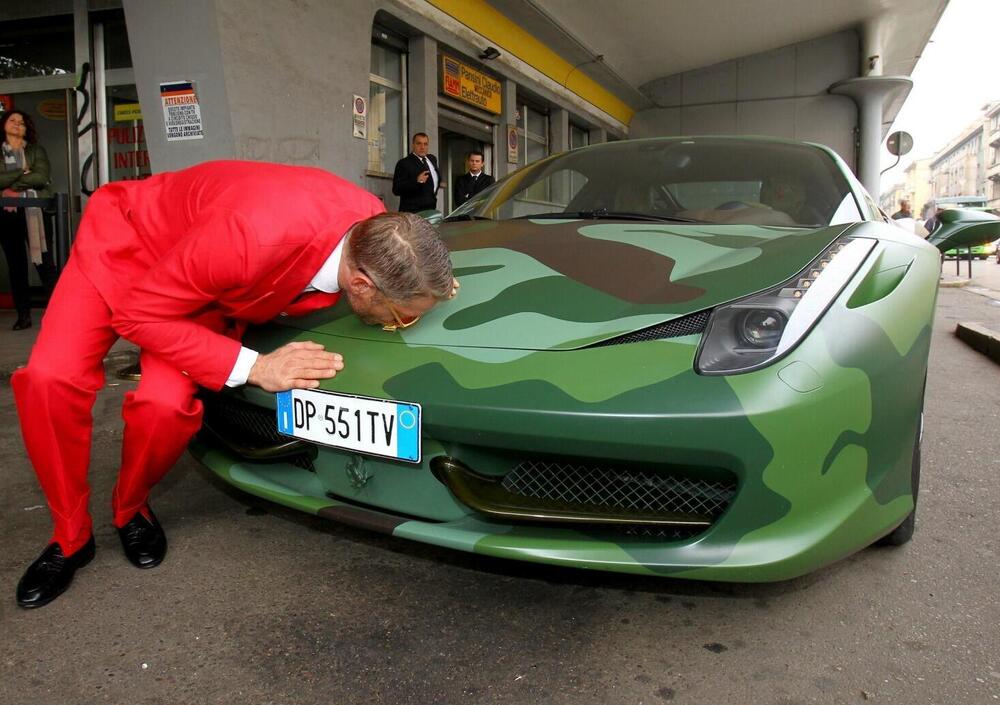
[
  {"left": 392, "top": 132, "right": 441, "bottom": 213},
  {"left": 13, "top": 160, "right": 458, "bottom": 608},
  {"left": 453, "top": 150, "right": 495, "bottom": 208}
]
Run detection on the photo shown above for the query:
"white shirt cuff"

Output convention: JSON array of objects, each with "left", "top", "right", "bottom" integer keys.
[{"left": 225, "top": 347, "right": 259, "bottom": 387}]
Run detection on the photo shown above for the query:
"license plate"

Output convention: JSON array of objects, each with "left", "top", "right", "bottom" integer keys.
[{"left": 275, "top": 389, "right": 421, "bottom": 463}]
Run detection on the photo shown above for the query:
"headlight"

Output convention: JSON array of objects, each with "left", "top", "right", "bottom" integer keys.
[{"left": 696, "top": 236, "right": 876, "bottom": 375}]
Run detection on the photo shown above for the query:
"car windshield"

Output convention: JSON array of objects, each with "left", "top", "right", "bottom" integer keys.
[{"left": 446, "top": 138, "right": 863, "bottom": 227}]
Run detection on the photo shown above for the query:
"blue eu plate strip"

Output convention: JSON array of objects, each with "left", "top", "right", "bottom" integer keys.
[
  {"left": 275, "top": 391, "right": 293, "bottom": 435},
  {"left": 395, "top": 403, "right": 420, "bottom": 462}
]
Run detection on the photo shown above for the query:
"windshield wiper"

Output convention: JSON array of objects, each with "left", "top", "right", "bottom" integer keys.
[{"left": 514, "top": 209, "right": 704, "bottom": 223}]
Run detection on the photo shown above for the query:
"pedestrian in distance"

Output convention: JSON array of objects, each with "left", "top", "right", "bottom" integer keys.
[
  {"left": 891, "top": 199, "right": 912, "bottom": 220},
  {"left": 13, "top": 160, "right": 458, "bottom": 608},
  {"left": 0, "top": 109, "right": 55, "bottom": 330}
]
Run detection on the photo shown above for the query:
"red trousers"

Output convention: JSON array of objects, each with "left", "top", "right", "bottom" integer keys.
[{"left": 12, "top": 256, "right": 204, "bottom": 556}]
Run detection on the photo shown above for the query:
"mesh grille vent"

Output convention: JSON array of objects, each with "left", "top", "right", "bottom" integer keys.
[
  {"left": 500, "top": 460, "right": 735, "bottom": 519},
  {"left": 591, "top": 310, "right": 711, "bottom": 347},
  {"left": 200, "top": 393, "right": 314, "bottom": 470}
]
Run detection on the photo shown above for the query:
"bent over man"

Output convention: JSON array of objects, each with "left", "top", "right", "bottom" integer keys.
[{"left": 13, "top": 160, "right": 455, "bottom": 608}]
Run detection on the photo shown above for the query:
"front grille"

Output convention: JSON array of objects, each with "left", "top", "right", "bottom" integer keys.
[
  {"left": 500, "top": 460, "right": 735, "bottom": 520},
  {"left": 199, "top": 393, "right": 315, "bottom": 470},
  {"left": 591, "top": 310, "right": 711, "bottom": 347}
]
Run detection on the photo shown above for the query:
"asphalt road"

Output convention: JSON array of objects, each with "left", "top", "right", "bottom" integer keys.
[{"left": 1, "top": 282, "right": 998, "bottom": 705}]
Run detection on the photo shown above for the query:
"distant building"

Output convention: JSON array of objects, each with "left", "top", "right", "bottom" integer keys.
[
  {"left": 928, "top": 102, "right": 1000, "bottom": 207},
  {"left": 879, "top": 158, "right": 931, "bottom": 217},
  {"left": 880, "top": 182, "right": 907, "bottom": 214},
  {"left": 986, "top": 103, "right": 1000, "bottom": 211},
  {"left": 905, "top": 159, "right": 933, "bottom": 217}
]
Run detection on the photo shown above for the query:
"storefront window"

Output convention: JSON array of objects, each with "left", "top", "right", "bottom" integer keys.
[
  {"left": 368, "top": 40, "right": 406, "bottom": 175},
  {"left": 0, "top": 15, "right": 74, "bottom": 78},
  {"left": 516, "top": 103, "right": 549, "bottom": 202},
  {"left": 107, "top": 85, "right": 152, "bottom": 182},
  {"left": 569, "top": 124, "right": 589, "bottom": 196}
]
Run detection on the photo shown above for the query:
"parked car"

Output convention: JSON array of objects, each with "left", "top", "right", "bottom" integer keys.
[
  {"left": 944, "top": 239, "right": 998, "bottom": 260},
  {"left": 191, "top": 137, "right": 999, "bottom": 582}
]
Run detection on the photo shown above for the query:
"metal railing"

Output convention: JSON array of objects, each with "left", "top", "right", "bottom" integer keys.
[{"left": 0, "top": 193, "right": 72, "bottom": 270}]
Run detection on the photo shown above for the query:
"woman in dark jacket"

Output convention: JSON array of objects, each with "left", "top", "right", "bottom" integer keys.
[{"left": 1, "top": 109, "right": 52, "bottom": 330}]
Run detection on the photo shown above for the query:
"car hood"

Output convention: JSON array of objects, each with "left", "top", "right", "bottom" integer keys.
[{"left": 277, "top": 218, "right": 852, "bottom": 350}]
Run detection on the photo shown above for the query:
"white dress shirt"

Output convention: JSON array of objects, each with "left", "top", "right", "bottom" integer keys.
[
  {"left": 224, "top": 238, "right": 346, "bottom": 387},
  {"left": 418, "top": 154, "right": 439, "bottom": 193}
]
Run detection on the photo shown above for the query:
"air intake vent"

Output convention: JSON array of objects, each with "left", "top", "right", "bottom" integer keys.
[
  {"left": 199, "top": 392, "right": 315, "bottom": 470},
  {"left": 501, "top": 460, "right": 734, "bottom": 519},
  {"left": 591, "top": 310, "right": 711, "bottom": 347}
]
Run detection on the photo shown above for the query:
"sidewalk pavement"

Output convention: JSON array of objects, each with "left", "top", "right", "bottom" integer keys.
[{"left": 939, "top": 263, "right": 1000, "bottom": 364}]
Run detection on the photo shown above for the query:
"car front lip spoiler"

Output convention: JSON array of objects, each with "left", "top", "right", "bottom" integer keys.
[{"left": 430, "top": 456, "right": 713, "bottom": 527}]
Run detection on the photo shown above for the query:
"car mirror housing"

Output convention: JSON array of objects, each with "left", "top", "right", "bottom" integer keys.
[{"left": 926, "top": 208, "right": 1000, "bottom": 253}]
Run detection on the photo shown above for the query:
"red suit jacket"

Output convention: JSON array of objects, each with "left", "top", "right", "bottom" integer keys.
[{"left": 72, "top": 160, "right": 384, "bottom": 391}]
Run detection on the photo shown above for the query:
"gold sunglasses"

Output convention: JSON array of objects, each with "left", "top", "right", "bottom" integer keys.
[
  {"left": 381, "top": 295, "right": 421, "bottom": 332},
  {"left": 361, "top": 268, "right": 421, "bottom": 332}
]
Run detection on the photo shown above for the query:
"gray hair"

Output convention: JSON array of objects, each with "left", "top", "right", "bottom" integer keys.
[{"left": 347, "top": 212, "right": 453, "bottom": 302}]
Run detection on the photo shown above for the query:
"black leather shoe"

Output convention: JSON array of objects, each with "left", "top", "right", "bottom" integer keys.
[
  {"left": 12, "top": 314, "right": 32, "bottom": 330},
  {"left": 118, "top": 508, "right": 167, "bottom": 569},
  {"left": 16, "top": 537, "right": 96, "bottom": 609}
]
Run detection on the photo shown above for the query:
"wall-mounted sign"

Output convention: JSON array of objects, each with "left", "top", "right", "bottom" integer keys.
[
  {"left": 114, "top": 103, "right": 144, "bottom": 122},
  {"left": 507, "top": 124, "right": 519, "bottom": 164},
  {"left": 0, "top": 95, "right": 13, "bottom": 113},
  {"left": 352, "top": 94, "right": 367, "bottom": 139},
  {"left": 37, "top": 99, "right": 67, "bottom": 120},
  {"left": 441, "top": 55, "right": 502, "bottom": 115},
  {"left": 160, "top": 81, "right": 204, "bottom": 141}
]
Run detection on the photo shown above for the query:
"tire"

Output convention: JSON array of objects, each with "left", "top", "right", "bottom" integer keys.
[{"left": 875, "top": 413, "right": 921, "bottom": 547}]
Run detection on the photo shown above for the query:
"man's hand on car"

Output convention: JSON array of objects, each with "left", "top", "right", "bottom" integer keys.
[{"left": 247, "top": 341, "right": 343, "bottom": 392}]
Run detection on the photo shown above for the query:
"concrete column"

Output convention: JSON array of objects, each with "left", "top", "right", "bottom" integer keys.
[
  {"left": 494, "top": 77, "right": 518, "bottom": 179},
  {"left": 549, "top": 108, "right": 569, "bottom": 154},
  {"left": 549, "top": 108, "right": 570, "bottom": 203},
  {"left": 408, "top": 35, "right": 440, "bottom": 209},
  {"left": 588, "top": 127, "right": 607, "bottom": 144},
  {"left": 829, "top": 76, "right": 911, "bottom": 196}
]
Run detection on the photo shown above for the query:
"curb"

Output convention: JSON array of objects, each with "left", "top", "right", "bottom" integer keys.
[
  {"left": 939, "top": 278, "right": 971, "bottom": 288},
  {"left": 955, "top": 322, "right": 1000, "bottom": 364}
]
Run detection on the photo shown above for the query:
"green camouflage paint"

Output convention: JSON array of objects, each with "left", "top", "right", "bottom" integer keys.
[{"left": 192, "top": 211, "right": 942, "bottom": 581}]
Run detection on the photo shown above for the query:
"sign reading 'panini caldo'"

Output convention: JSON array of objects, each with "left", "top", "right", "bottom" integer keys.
[{"left": 440, "top": 55, "right": 501, "bottom": 115}]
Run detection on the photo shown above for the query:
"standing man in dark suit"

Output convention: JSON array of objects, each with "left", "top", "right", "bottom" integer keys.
[
  {"left": 453, "top": 150, "right": 495, "bottom": 208},
  {"left": 392, "top": 132, "right": 440, "bottom": 213}
]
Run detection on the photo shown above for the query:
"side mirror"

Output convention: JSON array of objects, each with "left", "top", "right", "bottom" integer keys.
[
  {"left": 926, "top": 208, "right": 1000, "bottom": 253},
  {"left": 417, "top": 209, "right": 443, "bottom": 225}
]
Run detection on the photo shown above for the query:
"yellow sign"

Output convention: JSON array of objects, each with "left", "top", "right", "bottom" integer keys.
[
  {"left": 37, "top": 99, "right": 67, "bottom": 121},
  {"left": 114, "top": 103, "right": 144, "bottom": 122},
  {"left": 441, "top": 55, "right": 501, "bottom": 115}
]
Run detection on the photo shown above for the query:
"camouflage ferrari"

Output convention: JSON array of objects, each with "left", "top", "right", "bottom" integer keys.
[{"left": 191, "top": 137, "right": 999, "bottom": 581}]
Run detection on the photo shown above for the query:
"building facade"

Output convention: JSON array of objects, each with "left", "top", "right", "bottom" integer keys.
[
  {"left": 880, "top": 158, "right": 931, "bottom": 216},
  {"left": 928, "top": 116, "right": 987, "bottom": 204},
  {"left": 986, "top": 102, "right": 1000, "bottom": 211}
]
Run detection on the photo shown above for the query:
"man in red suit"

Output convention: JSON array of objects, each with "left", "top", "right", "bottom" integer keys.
[{"left": 13, "top": 160, "right": 456, "bottom": 608}]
